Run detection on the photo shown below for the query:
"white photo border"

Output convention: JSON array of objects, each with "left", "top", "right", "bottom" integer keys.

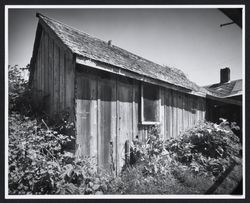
[{"left": 5, "top": 4, "right": 246, "bottom": 199}]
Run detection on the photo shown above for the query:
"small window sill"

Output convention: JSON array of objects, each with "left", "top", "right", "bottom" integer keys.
[{"left": 139, "top": 121, "right": 160, "bottom": 126}]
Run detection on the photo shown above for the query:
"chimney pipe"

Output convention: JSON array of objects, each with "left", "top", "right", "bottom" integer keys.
[
  {"left": 108, "top": 40, "right": 112, "bottom": 46},
  {"left": 220, "top": 67, "right": 230, "bottom": 83}
]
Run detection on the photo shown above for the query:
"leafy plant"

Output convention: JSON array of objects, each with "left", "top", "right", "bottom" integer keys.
[
  {"left": 8, "top": 113, "right": 74, "bottom": 194},
  {"left": 9, "top": 65, "right": 31, "bottom": 114},
  {"left": 165, "top": 120, "right": 242, "bottom": 177}
]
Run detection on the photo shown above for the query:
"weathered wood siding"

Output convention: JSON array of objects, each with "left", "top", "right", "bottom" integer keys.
[
  {"left": 161, "top": 88, "right": 206, "bottom": 139},
  {"left": 138, "top": 88, "right": 206, "bottom": 141},
  {"left": 75, "top": 69, "right": 138, "bottom": 173},
  {"left": 75, "top": 66, "right": 206, "bottom": 173},
  {"left": 31, "top": 28, "right": 75, "bottom": 118}
]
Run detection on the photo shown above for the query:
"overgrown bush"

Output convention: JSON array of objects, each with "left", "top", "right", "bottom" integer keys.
[
  {"left": 125, "top": 121, "right": 242, "bottom": 194},
  {"left": 9, "top": 65, "right": 31, "bottom": 114},
  {"left": 8, "top": 112, "right": 74, "bottom": 194},
  {"left": 165, "top": 120, "right": 242, "bottom": 177}
]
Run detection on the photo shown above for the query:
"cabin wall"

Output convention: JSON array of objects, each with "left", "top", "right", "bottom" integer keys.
[
  {"left": 31, "top": 29, "right": 75, "bottom": 119},
  {"left": 138, "top": 87, "right": 206, "bottom": 141},
  {"left": 162, "top": 88, "right": 206, "bottom": 139},
  {"left": 75, "top": 65, "right": 206, "bottom": 173},
  {"left": 75, "top": 68, "right": 139, "bottom": 173}
]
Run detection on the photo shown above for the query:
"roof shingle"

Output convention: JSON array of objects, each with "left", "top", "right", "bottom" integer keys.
[{"left": 204, "top": 79, "right": 242, "bottom": 98}]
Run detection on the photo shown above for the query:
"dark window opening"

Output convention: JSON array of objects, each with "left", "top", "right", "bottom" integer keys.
[{"left": 141, "top": 83, "right": 160, "bottom": 123}]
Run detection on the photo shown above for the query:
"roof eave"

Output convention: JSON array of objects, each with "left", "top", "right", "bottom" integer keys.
[
  {"left": 206, "top": 94, "right": 242, "bottom": 106},
  {"left": 75, "top": 55, "right": 207, "bottom": 97}
]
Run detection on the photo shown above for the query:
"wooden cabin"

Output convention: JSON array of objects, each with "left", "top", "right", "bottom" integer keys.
[{"left": 29, "top": 13, "right": 210, "bottom": 173}]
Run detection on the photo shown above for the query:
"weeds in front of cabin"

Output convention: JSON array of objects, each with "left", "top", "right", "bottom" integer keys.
[{"left": 8, "top": 65, "right": 242, "bottom": 195}]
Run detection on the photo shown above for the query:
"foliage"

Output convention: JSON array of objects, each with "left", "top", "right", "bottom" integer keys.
[
  {"left": 125, "top": 121, "right": 242, "bottom": 194},
  {"left": 8, "top": 65, "right": 31, "bottom": 114},
  {"left": 165, "top": 119, "right": 242, "bottom": 177},
  {"left": 8, "top": 112, "right": 74, "bottom": 194}
]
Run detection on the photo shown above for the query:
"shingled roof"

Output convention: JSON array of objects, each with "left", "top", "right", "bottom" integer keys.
[
  {"left": 37, "top": 13, "right": 202, "bottom": 92},
  {"left": 204, "top": 79, "right": 242, "bottom": 98}
]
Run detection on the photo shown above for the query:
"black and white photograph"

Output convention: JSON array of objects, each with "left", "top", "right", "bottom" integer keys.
[{"left": 5, "top": 5, "right": 244, "bottom": 198}]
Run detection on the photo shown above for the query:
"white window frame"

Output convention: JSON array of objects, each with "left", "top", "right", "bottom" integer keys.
[{"left": 140, "top": 82, "right": 161, "bottom": 125}]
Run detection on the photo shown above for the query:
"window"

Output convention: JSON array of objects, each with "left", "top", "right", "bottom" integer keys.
[{"left": 141, "top": 82, "right": 160, "bottom": 124}]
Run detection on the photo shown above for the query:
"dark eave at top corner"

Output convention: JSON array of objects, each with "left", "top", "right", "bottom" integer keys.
[{"left": 219, "top": 8, "right": 242, "bottom": 28}]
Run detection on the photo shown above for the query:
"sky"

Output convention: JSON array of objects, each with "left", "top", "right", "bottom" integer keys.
[{"left": 8, "top": 8, "right": 242, "bottom": 86}]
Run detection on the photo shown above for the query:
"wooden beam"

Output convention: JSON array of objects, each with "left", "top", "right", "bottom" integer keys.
[{"left": 206, "top": 94, "right": 242, "bottom": 106}]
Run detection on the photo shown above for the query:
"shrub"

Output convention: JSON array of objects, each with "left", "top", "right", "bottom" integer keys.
[
  {"left": 9, "top": 65, "right": 31, "bottom": 114},
  {"left": 8, "top": 112, "right": 75, "bottom": 194},
  {"left": 165, "top": 120, "right": 242, "bottom": 177},
  {"left": 126, "top": 120, "right": 242, "bottom": 194}
]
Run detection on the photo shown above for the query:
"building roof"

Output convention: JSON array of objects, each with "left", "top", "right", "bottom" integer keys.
[
  {"left": 219, "top": 8, "right": 242, "bottom": 28},
  {"left": 36, "top": 13, "right": 202, "bottom": 92},
  {"left": 203, "top": 79, "right": 242, "bottom": 98}
]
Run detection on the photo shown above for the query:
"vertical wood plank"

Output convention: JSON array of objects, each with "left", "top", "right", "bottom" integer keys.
[
  {"left": 39, "top": 43, "right": 41, "bottom": 98},
  {"left": 202, "top": 98, "right": 206, "bottom": 120},
  {"left": 97, "top": 78, "right": 101, "bottom": 170},
  {"left": 190, "top": 95, "right": 193, "bottom": 127},
  {"left": 48, "top": 37, "right": 54, "bottom": 115},
  {"left": 89, "top": 77, "right": 98, "bottom": 161},
  {"left": 133, "top": 81, "right": 139, "bottom": 140},
  {"left": 37, "top": 45, "right": 40, "bottom": 98},
  {"left": 181, "top": 93, "right": 185, "bottom": 133},
  {"left": 198, "top": 97, "right": 201, "bottom": 121},
  {"left": 44, "top": 32, "right": 48, "bottom": 96},
  {"left": 173, "top": 91, "right": 178, "bottom": 138},
  {"left": 33, "top": 62, "right": 37, "bottom": 105},
  {"left": 132, "top": 81, "right": 135, "bottom": 140},
  {"left": 65, "top": 53, "right": 75, "bottom": 116},
  {"left": 169, "top": 89, "right": 173, "bottom": 138},
  {"left": 33, "top": 62, "right": 37, "bottom": 102},
  {"left": 117, "top": 79, "right": 133, "bottom": 173},
  {"left": 190, "top": 95, "right": 193, "bottom": 126},
  {"left": 189, "top": 95, "right": 193, "bottom": 128},
  {"left": 187, "top": 95, "right": 190, "bottom": 128},
  {"left": 115, "top": 78, "right": 119, "bottom": 175},
  {"left": 192, "top": 96, "right": 196, "bottom": 125},
  {"left": 75, "top": 75, "right": 91, "bottom": 158},
  {"left": 172, "top": 90, "right": 175, "bottom": 138},
  {"left": 41, "top": 31, "right": 45, "bottom": 98},
  {"left": 177, "top": 92, "right": 182, "bottom": 136},
  {"left": 40, "top": 32, "right": 43, "bottom": 98},
  {"left": 59, "top": 48, "right": 65, "bottom": 111},
  {"left": 110, "top": 77, "right": 117, "bottom": 173},
  {"left": 164, "top": 89, "right": 169, "bottom": 139},
  {"left": 184, "top": 94, "right": 188, "bottom": 131},
  {"left": 98, "top": 77, "right": 116, "bottom": 171},
  {"left": 160, "top": 87, "right": 165, "bottom": 139},
  {"left": 53, "top": 43, "right": 60, "bottom": 115}
]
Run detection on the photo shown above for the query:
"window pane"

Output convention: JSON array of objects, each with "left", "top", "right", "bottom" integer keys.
[{"left": 143, "top": 83, "right": 159, "bottom": 122}]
